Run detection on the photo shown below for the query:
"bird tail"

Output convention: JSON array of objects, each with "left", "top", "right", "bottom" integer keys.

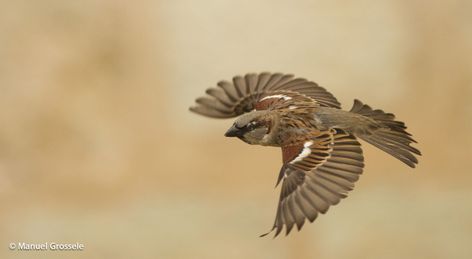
[{"left": 349, "top": 99, "right": 421, "bottom": 167}]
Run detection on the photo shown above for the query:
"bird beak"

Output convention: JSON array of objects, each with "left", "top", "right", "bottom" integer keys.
[{"left": 224, "top": 124, "right": 242, "bottom": 137}]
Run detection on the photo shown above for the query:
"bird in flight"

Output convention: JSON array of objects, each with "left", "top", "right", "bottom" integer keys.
[{"left": 189, "top": 73, "right": 421, "bottom": 237}]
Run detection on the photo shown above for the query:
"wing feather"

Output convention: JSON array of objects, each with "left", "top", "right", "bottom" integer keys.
[
  {"left": 190, "top": 72, "right": 341, "bottom": 118},
  {"left": 264, "top": 130, "right": 364, "bottom": 237}
]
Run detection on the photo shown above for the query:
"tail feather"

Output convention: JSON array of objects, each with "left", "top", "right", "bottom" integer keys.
[{"left": 349, "top": 99, "right": 421, "bottom": 168}]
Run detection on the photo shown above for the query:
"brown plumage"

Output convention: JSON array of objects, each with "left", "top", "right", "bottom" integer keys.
[{"left": 190, "top": 72, "right": 421, "bottom": 237}]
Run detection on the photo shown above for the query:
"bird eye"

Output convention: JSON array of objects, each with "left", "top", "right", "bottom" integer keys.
[{"left": 247, "top": 121, "right": 258, "bottom": 130}]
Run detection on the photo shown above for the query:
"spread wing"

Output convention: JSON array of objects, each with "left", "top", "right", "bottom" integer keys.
[
  {"left": 262, "top": 129, "right": 364, "bottom": 237},
  {"left": 189, "top": 72, "right": 341, "bottom": 118}
]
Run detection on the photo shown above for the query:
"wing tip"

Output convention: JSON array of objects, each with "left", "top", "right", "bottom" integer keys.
[
  {"left": 259, "top": 226, "right": 277, "bottom": 238},
  {"left": 188, "top": 106, "right": 198, "bottom": 113}
]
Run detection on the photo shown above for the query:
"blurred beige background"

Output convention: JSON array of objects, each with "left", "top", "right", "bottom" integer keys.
[{"left": 1, "top": 0, "right": 471, "bottom": 258}]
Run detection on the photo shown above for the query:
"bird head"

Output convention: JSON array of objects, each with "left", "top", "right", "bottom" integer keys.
[{"left": 224, "top": 111, "right": 273, "bottom": 145}]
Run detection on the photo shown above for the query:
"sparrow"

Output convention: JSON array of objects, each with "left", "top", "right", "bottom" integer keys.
[{"left": 189, "top": 72, "right": 421, "bottom": 237}]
